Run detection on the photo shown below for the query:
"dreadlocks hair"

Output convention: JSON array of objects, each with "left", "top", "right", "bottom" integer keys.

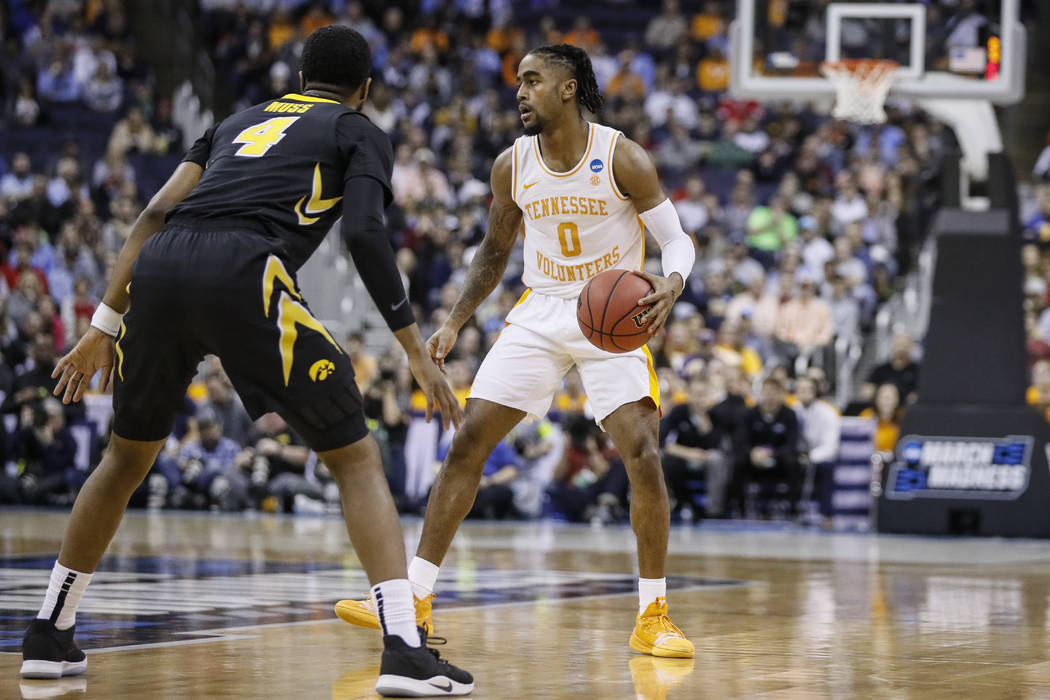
[{"left": 529, "top": 44, "right": 605, "bottom": 115}]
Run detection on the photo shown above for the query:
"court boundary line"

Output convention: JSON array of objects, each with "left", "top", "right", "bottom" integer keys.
[{"left": 0, "top": 580, "right": 758, "bottom": 655}]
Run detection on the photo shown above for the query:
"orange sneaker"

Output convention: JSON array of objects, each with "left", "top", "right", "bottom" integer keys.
[
  {"left": 334, "top": 593, "right": 435, "bottom": 635},
  {"left": 629, "top": 597, "right": 694, "bottom": 658}
]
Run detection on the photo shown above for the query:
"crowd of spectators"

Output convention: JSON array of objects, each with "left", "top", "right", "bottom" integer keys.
[{"left": 0, "top": 0, "right": 956, "bottom": 524}]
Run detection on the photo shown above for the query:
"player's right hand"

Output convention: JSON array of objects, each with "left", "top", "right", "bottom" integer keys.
[
  {"left": 425, "top": 324, "right": 459, "bottom": 373},
  {"left": 408, "top": 354, "right": 464, "bottom": 431},
  {"left": 51, "top": 327, "right": 115, "bottom": 404}
]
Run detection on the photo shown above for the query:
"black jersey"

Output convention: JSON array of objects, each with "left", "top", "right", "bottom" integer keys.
[{"left": 168, "top": 92, "right": 393, "bottom": 270}]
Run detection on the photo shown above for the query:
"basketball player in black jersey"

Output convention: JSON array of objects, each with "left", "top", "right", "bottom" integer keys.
[{"left": 20, "top": 26, "right": 473, "bottom": 697}]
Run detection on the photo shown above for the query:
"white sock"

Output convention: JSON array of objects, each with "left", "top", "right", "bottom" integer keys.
[
  {"left": 638, "top": 577, "right": 666, "bottom": 613},
  {"left": 371, "top": 578, "right": 421, "bottom": 647},
  {"left": 37, "top": 563, "right": 93, "bottom": 630},
  {"left": 407, "top": 556, "right": 439, "bottom": 600}
]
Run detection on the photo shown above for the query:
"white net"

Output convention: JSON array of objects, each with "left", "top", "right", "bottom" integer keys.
[{"left": 820, "top": 60, "right": 900, "bottom": 124}]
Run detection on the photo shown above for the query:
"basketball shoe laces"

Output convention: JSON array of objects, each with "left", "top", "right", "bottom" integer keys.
[{"left": 640, "top": 609, "right": 686, "bottom": 645}]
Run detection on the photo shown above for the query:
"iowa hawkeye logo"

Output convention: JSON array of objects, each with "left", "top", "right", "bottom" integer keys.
[{"left": 309, "top": 359, "right": 335, "bottom": 382}]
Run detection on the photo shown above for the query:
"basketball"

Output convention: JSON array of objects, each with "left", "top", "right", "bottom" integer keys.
[{"left": 577, "top": 269, "right": 655, "bottom": 353}]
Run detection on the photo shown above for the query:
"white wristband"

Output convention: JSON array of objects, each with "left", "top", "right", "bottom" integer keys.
[{"left": 90, "top": 303, "right": 123, "bottom": 337}]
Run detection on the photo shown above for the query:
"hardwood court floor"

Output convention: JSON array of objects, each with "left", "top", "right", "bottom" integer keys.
[{"left": 3, "top": 510, "right": 1050, "bottom": 699}]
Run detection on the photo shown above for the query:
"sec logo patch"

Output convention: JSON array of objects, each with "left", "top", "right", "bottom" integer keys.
[
  {"left": 309, "top": 359, "right": 336, "bottom": 382},
  {"left": 590, "top": 175, "right": 600, "bottom": 186},
  {"left": 589, "top": 159, "right": 604, "bottom": 173}
]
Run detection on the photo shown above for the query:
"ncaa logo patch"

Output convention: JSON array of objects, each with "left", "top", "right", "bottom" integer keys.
[
  {"left": 589, "top": 158, "right": 604, "bottom": 173},
  {"left": 309, "top": 359, "right": 336, "bottom": 382}
]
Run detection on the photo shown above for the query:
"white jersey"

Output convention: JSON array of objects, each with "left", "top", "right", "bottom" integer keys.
[{"left": 511, "top": 122, "right": 643, "bottom": 299}]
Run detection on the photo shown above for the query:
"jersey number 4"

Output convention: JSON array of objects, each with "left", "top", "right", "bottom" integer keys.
[{"left": 233, "top": 116, "right": 299, "bottom": 157}]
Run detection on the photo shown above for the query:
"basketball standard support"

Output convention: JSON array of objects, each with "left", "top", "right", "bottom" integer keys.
[{"left": 876, "top": 208, "right": 1050, "bottom": 537}]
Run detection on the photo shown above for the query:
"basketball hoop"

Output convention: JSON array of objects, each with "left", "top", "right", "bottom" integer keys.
[{"left": 820, "top": 59, "right": 900, "bottom": 124}]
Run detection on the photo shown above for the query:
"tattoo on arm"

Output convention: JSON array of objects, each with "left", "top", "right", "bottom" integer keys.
[{"left": 447, "top": 201, "right": 521, "bottom": 328}]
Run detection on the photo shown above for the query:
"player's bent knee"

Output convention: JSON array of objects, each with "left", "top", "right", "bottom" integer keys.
[
  {"left": 623, "top": 445, "right": 663, "bottom": 477},
  {"left": 318, "top": 434, "right": 383, "bottom": 477},
  {"left": 104, "top": 434, "right": 166, "bottom": 475}
]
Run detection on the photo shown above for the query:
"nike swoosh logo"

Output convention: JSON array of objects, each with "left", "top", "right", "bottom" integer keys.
[
  {"left": 523, "top": 181, "right": 538, "bottom": 189},
  {"left": 391, "top": 297, "right": 408, "bottom": 311},
  {"left": 296, "top": 163, "right": 342, "bottom": 225},
  {"left": 429, "top": 681, "right": 453, "bottom": 692}
]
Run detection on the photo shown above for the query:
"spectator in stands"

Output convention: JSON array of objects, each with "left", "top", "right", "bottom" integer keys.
[
  {"left": 660, "top": 377, "right": 729, "bottom": 520},
  {"left": 12, "top": 397, "right": 79, "bottom": 505},
  {"left": 107, "top": 106, "right": 158, "bottom": 156},
  {"left": 14, "top": 79, "right": 41, "bottom": 126},
  {"left": 392, "top": 147, "right": 452, "bottom": 209},
  {"left": 300, "top": 2, "right": 334, "bottom": 38},
  {"left": 645, "top": 0, "right": 689, "bottom": 54},
  {"left": 673, "top": 173, "right": 708, "bottom": 236},
  {"left": 1, "top": 153, "right": 34, "bottom": 201},
  {"left": 656, "top": 123, "right": 703, "bottom": 179},
  {"left": 734, "top": 117, "right": 771, "bottom": 156},
  {"left": 2, "top": 244, "right": 49, "bottom": 298},
  {"left": 746, "top": 195, "right": 797, "bottom": 266},
  {"left": 692, "top": 1, "right": 725, "bottom": 42},
  {"left": 798, "top": 215, "right": 834, "bottom": 275},
  {"left": 1024, "top": 186, "right": 1050, "bottom": 242},
  {"left": 712, "top": 320, "right": 763, "bottom": 379},
  {"left": 1027, "top": 358, "right": 1050, "bottom": 422},
  {"left": 83, "top": 60, "right": 123, "bottom": 113},
  {"left": 828, "top": 273, "right": 860, "bottom": 346},
  {"left": 252, "top": 412, "right": 329, "bottom": 514},
  {"left": 202, "top": 368, "right": 255, "bottom": 446},
  {"left": 268, "top": 8, "right": 297, "bottom": 50},
  {"left": 774, "top": 273, "right": 833, "bottom": 372},
  {"left": 37, "top": 54, "right": 80, "bottom": 103},
  {"left": 435, "top": 437, "right": 520, "bottom": 521},
  {"left": 732, "top": 377, "right": 802, "bottom": 518},
  {"left": 861, "top": 331, "right": 920, "bottom": 403},
  {"left": 363, "top": 358, "right": 410, "bottom": 507},
  {"left": 344, "top": 332, "right": 377, "bottom": 393},
  {"left": 47, "top": 157, "right": 86, "bottom": 208},
  {"left": 793, "top": 376, "right": 840, "bottom": 519},
  {"left": 176, "top": 407, "right": 250, "bottom": 512},
  {"left": 606, "top": 50, "right": 647, "bottom": 101},
  {"left": 831, "top": 176, "right": 868, "bottom": 231},
  {"left": 725, "top": 271, "right": 778, "bottom": 349},
  {"left": 548, "top": 418, "right": 628, "bottom": 524},
  {"left": 697, "top": 46, "right": 730, "bottom": 92},
  {"left": 645, "top": 76, "right": 697, "bottom": 130},
  {"left": 861, "top": 383, "right": 904, "bottom": 455},
  {"left": 564, "top": 16, "right": 600, "bottom": 52}
]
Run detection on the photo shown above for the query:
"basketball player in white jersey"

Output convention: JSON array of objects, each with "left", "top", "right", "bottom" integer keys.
[{"left": 337, "top": 44, "right": 696, "bottom": 657}]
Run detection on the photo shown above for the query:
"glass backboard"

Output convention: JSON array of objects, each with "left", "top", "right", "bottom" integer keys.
[{"left": 729, "top": 0, "right": 1025, "bottom": 104}]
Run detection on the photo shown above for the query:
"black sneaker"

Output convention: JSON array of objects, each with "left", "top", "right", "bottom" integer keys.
[
  {"left": 375, "top": 627, "right": 474, "bottom": 697},
  {"left": 20, "top": 619, "right": 88, "bottom": 679}
]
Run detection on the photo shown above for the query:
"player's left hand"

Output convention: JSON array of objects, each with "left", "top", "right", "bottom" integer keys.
[
  {"left": 51, "top": 327, "right": 115, "bottom": 404},
  {"left": 408, "top": 354, "right": 465, "bottom": 431},
  {"left": 636, "top": 271, "right": 684, "bottom": 337}
]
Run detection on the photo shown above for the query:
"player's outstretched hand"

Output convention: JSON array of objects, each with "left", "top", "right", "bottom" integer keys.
[
  {"left": 408, "top": 354, "right": 465, "bottom": 431},
  {"left": 51, "top": 327, "right": 115, "bottom": 404},
  {"left": 426, "top": 323, "right": 459, "bottom": 373},
  {"left": 636, "top": 271, "right": 684, "bottom": 337}
]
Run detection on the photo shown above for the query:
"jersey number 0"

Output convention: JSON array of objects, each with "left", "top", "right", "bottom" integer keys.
[{"left": 557, "top": 222, "right": 582, "bottom": 257}]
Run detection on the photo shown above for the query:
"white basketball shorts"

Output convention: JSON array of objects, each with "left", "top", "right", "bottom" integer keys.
[{"left": 469, "top": 290, "right": 659, "bottom": 425}]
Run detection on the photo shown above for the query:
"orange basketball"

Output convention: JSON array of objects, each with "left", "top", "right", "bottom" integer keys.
[{"left": 577, "top": 269, "right": 655, "bottom": 353}]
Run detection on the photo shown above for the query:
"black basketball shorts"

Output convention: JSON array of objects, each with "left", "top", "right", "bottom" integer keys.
[{"left": 111, "top": 224, "right": 368, "bottom": 452}]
